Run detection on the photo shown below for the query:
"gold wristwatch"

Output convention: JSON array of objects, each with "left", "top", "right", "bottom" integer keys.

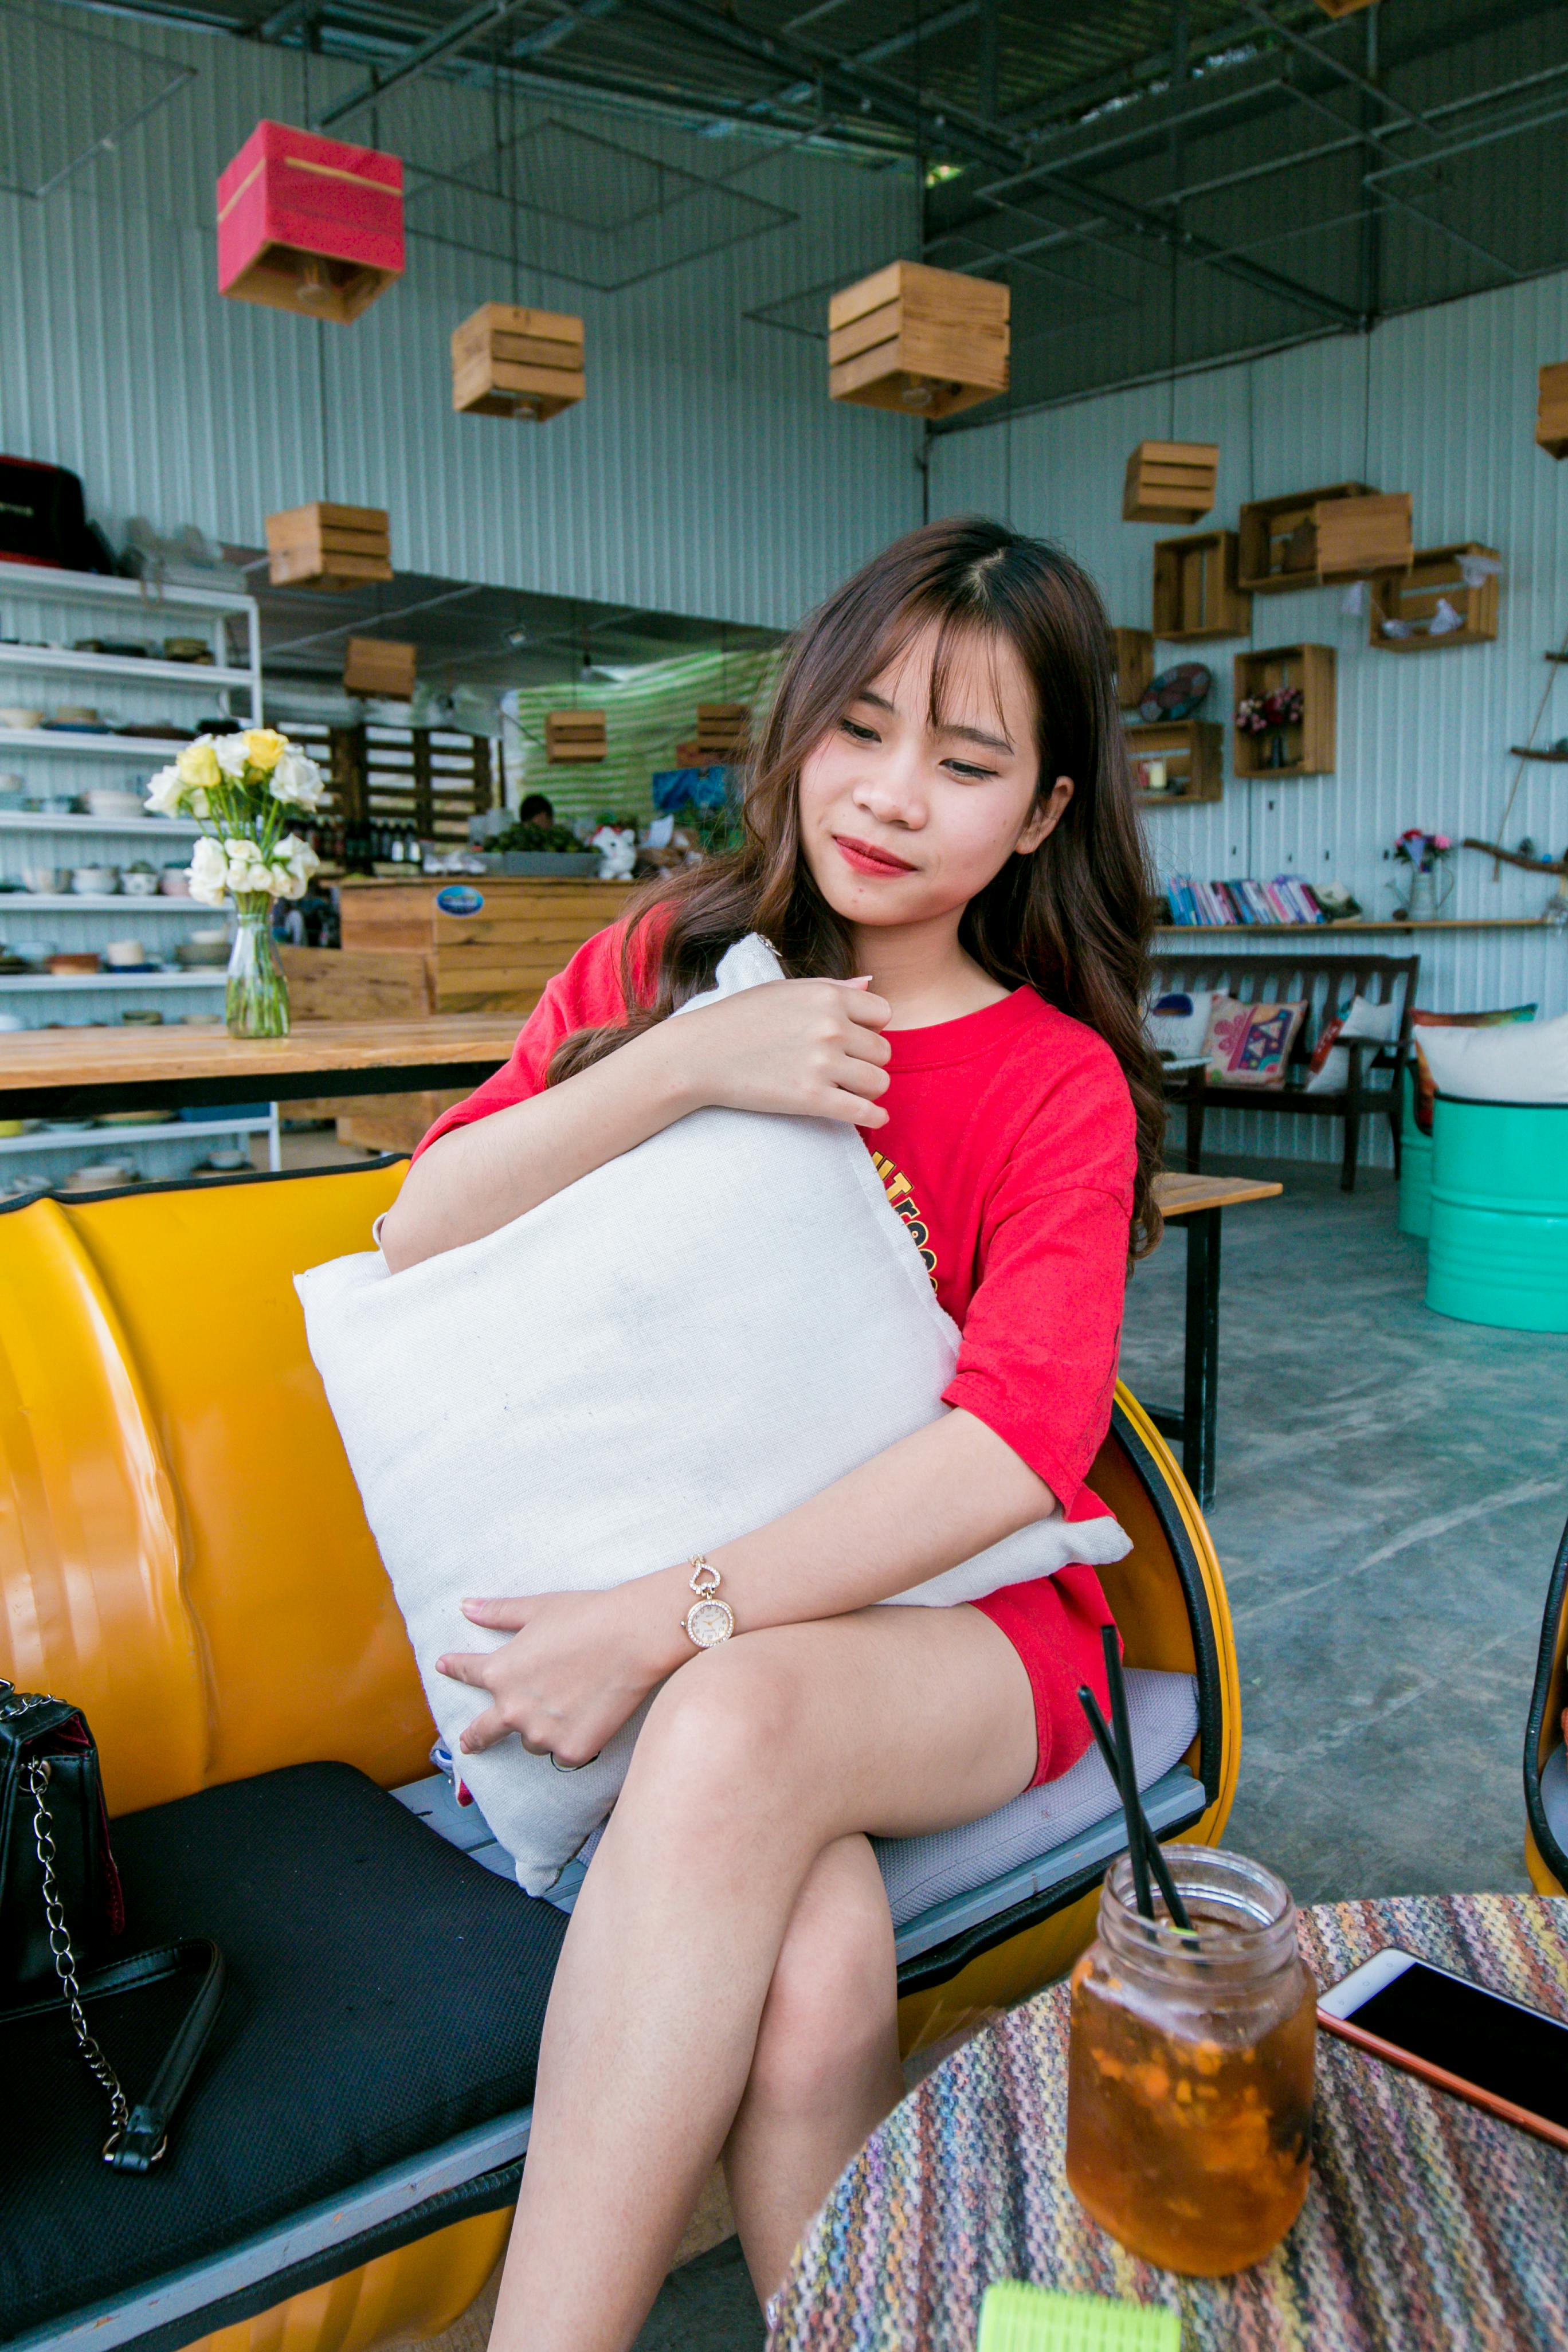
[{"left": 680, "top": 1555, "right": 734, "bottom": 1649}]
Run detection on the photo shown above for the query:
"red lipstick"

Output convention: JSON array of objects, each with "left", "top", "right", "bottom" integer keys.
[{"left": 833, "top": 833, "right": 918, "bottom": 877}]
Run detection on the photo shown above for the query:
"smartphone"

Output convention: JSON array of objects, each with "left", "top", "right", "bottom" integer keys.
[{"left": 1318, "top": 1946, "right": 1568, "bottom": 2151}]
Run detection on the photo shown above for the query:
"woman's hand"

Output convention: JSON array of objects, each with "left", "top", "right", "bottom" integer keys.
[
  {"left": 437, "top": 1574, "right": 691, "bottom": 1765},
  {"left": 658, "top": 976, "right": 893, "bottom": 1129}
]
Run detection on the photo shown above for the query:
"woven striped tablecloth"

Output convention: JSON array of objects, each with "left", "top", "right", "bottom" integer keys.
[{"left": 770, "top": 1893, "right": 1568, "bottom": 2352}]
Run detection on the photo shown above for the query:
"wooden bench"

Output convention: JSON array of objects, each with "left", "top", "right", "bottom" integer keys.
[{"left": 1153, "top": 947, "right": 1420, "bottom": 1191}]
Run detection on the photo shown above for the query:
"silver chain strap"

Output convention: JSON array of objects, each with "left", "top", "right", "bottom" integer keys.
[{"left": 25, "top": 1755, "right": 131, "bottom": 2157}]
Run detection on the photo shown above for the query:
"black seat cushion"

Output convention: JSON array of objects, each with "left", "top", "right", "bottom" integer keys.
[{"left": 0, "top": 1761, "right": 566, "bottom": 2337}]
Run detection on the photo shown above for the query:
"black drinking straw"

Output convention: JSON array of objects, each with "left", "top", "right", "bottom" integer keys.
[{"left": 1084, "top": 1625, "right": 1196, "bottom": 1936}]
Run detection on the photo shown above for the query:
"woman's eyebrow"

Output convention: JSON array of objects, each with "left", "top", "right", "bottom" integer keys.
[{"left": 855, "top": 688, "right": 1013, "bottom": 757}]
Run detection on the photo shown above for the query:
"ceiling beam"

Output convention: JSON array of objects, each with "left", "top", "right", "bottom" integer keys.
[
  {"left": 316, "top": 0, "right": 622, "bottom": 127},
  {"left": 622, "top": 0, "right": 1358, "bottom": 325}
]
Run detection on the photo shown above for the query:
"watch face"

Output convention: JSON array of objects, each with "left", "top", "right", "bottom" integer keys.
[{"left": 685, "top": 1598, "right": 734, "bottom": 1649}]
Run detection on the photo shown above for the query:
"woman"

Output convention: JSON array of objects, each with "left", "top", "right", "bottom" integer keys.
[{"left": 380, "top": 516, "right": 1163, "bottom": 2349}]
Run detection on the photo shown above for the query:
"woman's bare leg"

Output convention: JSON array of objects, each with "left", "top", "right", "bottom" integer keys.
[
  {"left": 488, "top": 1604, "right": 1036, "bottom": 2352},
  {"left": 723, "top": 1832, "right": 903, "bottom": 2300}
]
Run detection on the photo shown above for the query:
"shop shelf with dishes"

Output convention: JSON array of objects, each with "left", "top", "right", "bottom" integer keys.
[
  {"left": 1151, "top": 533, "right": 1251, "bottom": 642},
  {"left": 1127, "top": 720, "right": 1224, "bottom": 806},
  {"left": 0, "top": 560, "right": 273, "bottom": 1181}
]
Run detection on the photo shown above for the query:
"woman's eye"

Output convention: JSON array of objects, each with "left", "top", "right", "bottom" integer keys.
[
  {"left": 841, "top": 717, "right": 880, "bottom": 743},
  {"left": 945, "top": 759, "right": 998, "bottom": 781}
]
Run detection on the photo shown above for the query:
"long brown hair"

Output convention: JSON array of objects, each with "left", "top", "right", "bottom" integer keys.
[{"left": 551, "top": 516, "right": 1165, "bottom": 1255}]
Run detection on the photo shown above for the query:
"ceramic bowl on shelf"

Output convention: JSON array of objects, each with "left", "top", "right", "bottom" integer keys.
[
  {"left": 120, "top": 1009, "right": 164, "bottom": 1025},
  {"left": 0, "top": 773, "right": 23, "bottom": 801},
  {"left": 158, "top": 867, "right": 191, "bottom": 897},
  {"left": 62, "top": 1163, "right": 135, "bottom": 1192},
  {"left": 120, "top": 867, "right": 159, "bottom": 898},
  {"left": 21, "top": 868, "right": 69, "bottom": 895},
  {"left": 9, "top": 942, "right": 54, "bottom": 966},
  {"left": 48, "top": 953, "right": 102, "bottom": 975},
  {"left": 50, "top": 707, "right": 100, "bottom": 727},
  {"left": 70, "top": 867, "right": 120, "bottom": 895},
  {"left": 42, "top": 1117, "right": 94, "bottom": 1132},
  {"left": 103, "top": 939, "right": 150, "bottom": 969},
  {"left": 81, "top": 789, "right": 147, "bottom": 823},
  {"left": 175, "top": 936, "right": 231, "bottom": 969},
  {"left": 0, "top": 708, "right": 43, "bottom": 730},
  {"left": 99, "top": 1109, "right": 174, "bottom": 1127}
]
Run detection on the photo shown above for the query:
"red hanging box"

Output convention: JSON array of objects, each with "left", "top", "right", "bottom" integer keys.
[{"left": 217, "top": 120, "right": 403, "bottom": 324}]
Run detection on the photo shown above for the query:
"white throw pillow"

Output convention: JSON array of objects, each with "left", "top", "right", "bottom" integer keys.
[
  {"left": 1145, "top": 988, "right": 1213, "bottom": 1062},
  {"left": 298, "top": 936, "right": 1130, "bottom": 1893},
  {"left": 1417, "top": 1008, "right": 1568, "bottom": 1104},
  {"left": 1303, "top": 993, "right": 1399, "bottom": 1095}
]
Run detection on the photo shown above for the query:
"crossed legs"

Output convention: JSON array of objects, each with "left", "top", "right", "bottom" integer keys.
[{"left": 489, "top": 1602, "right": 1038, "bottom": 2352}]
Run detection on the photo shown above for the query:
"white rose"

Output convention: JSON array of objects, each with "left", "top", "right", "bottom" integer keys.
[
  {"left": 275, "top": 831, "right": 320, "bottom": 882},
  {"left": 189, "top": 786, "right": 210, "bottom": 819},
  {"left": 144, "top": 763, "right": 185, "bottom": 817},
  {"left": 187, "top": 836, "right": 228, "bottom": 906},
  {"left": 268, "top": 864, "right": 305, "bottom": 899},
  {"left": 269, "top": 750, "right": 326, "bottom": 812},
  {"left": 214, "top": 734, "right": 252, "bottom": 781}
]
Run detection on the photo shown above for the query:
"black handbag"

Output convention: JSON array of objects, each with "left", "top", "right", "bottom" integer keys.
[{"left": 0, "top": 1680, "right": 225, "bottom": 2171}]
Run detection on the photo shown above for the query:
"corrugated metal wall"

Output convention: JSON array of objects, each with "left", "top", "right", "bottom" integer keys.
[
  {"left": 0, "top": 3, "right": 920, "bottom": 631},
  {"left": 931, "top": 268, "right": 1568, "bottom": 1162}
]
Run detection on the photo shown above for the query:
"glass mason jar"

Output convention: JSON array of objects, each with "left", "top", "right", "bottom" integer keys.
[
  {"left": 226, "top": 893, "right": 290, "bottom": 1038},
  {"left": 1065, "top": 1848, "right": 1316, "bottom": 2276}
]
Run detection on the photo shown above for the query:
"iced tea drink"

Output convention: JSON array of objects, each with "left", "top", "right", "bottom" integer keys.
[{"left": 1065, "top": 1849, "right": 1315, "bottom": 2275}]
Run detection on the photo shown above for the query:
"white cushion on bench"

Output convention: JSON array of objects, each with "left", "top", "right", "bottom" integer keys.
[{"left": 301, "top": 935, "right": 1130, "bottom": 1896}]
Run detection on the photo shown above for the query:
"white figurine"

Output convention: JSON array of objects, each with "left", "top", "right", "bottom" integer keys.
[{"left": 592, "top": 824, "right": 637, "bottom": 881}]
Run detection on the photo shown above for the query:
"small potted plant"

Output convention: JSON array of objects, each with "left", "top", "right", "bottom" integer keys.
[{"left": 1235, "top": 684, "right": 1304, "bottom": 769}]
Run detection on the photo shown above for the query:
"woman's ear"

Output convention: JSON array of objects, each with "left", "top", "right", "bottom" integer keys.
[{"left": 1017, "top": 774, "right": 1074, "bottom": 856}]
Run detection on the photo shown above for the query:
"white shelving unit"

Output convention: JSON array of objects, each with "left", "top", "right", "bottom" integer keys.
[{"left": 0, "top": 561, "right": 277, "bottom": 1189}]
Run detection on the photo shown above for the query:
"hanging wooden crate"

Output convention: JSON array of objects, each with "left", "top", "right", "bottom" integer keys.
[
  {"left": 1107, "top": 628, "right": 1155, "bottom": 708},
  {"left": 1236, "top": 483, "right": 1410, "bottom": 591},
  {"left": 828, "top": 261, "right": 1009, "bottom": 421},
  {"left": 266, "top": 502, "right": 392, "bottom": 592},
  {"left": 1122, "top": 441, "right": 1219, "bottom": 526},
  {"left": 546, "top": 710, "right": 607, "bottom": 764},
  {"left": 695, "top": 703, "right": 751, "bottom": 761},
  {"left": 1126, "top": 720, "right": 1223, "bottom": 806},
  {"left": 1314, "top": 492, "right": 1413, "bottom": 583},
  {"left": 1369, "top": 544, "right": 1501, "bottom": 653},
  {"left": 1232, "top": 644, "right": 1336, "bottom": 777},
  {"left": 1152, "top": 532, "right": 1251, "bottom": 641},
  {"left": 1311, "top": 0, "right": 1377, "bottom": 15},
  {"left": 343, "top": 637, "right": 417, "bottom": 699},
  {"left": 217, "top": 121, "right": 403, "bottom": 324},
  {"left": 451, "top": 304, "right": 586, "bottom": 421},
  {"left": 1536, "top": 363, "right": 1568, "bottom": 460}
]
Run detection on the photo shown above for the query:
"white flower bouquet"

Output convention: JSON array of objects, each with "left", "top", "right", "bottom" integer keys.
[{"left": 144, "top": 729, "right": 326, "bottom": 1036}]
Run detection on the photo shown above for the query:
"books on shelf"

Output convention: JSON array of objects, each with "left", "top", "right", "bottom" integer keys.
[{"left": 1163, "top": 873, "right": 1324, "bottom": 926}]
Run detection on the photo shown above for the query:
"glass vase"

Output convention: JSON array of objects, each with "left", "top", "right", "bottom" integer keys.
[{"left": 226, "top": 894, "right": 289, "bottom": 1038}]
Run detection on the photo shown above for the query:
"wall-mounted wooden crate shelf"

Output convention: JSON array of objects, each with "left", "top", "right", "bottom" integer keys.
[
  {"left": 1153, "top": 532, "right": 1251, "bottom": 641},
  {"left": 1537, "top": 362, "right": 1568, "bottom": 460},
  {"left": 1107, "top": 628, "right": 1155, "bottom": 708},
  {"left": 1232, "top": 644, "right": 1336, "bottom": 776},
  {"left": 546, "top": 709, "right": 607, "bottom": 763},
  {"left": 1122, "top": 441, "right": 1218, "bottom": 525},
  {"left": 1237, "top": 484, "right": 1411, "bottom": 592},
  {"left": 1369, "top": 543, "right": 1500, "bottom": 652},
  {"left": 695, "top": 703, "right": 751, "bottom": 760},
  {"left": 1126, "top": 719, "right": 1223, "bottom": 805}
]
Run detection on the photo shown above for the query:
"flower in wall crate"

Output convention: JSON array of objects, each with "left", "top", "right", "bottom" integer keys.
[
  {"left": 1234, "top": 685, "right": 1303, "bottom": 768},
  {"left": 1389, "top": 829, "right": 1454, "bottom": 922},
  {"left": 145, "top": 731, "right": 324, "bottom": 1036}
]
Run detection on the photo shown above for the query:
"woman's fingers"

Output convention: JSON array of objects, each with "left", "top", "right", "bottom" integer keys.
[
  {"left": 842, "top": 987, "right": 893, "bottom": 1032},
  {"left": 828, "top": 1091, "right": 891, "bottom": 1129},
  {"left": 461, "top": 1596, "right": 531, "bottom": 1629},
  {"left": 457, "top": 1704, "right": 510, "bottom": 1755}
]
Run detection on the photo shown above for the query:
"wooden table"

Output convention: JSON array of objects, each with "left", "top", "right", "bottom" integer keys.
[
  {"left": 1148, "top": 1171, "right": 1282, "bottom": 1509},
  {"left": 773, "top": 1892, "right": 1568, "bottom": 2351},
  {"left": 0, "top": 1016, "right": 522, "bottom": 1120}
]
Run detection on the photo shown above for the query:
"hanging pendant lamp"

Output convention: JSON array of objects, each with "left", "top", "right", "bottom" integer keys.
[
  {"left": 218, "top": 121, "right": 403, "bottom": 323},
  {"left": 452, "top": 304, "right": 585, "bottom": 421},
  {"left": 828, "top": 261, "right": 1009, "bottom": 420},
  {"left": 1122, "top": 443, "right": 1220, "bottom": 525}
]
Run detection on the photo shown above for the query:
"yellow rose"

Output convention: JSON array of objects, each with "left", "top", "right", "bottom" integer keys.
[
  {"left": 244, "top": 728, "right": 289, "bottom": 774},
  {"left": 176, "top": 739, "right": 221, "bottom": 791}
]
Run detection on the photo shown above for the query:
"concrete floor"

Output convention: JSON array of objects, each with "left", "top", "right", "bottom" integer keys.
[{"left": 319, "top": 1137, "right": 1567, "bottom": 2350}]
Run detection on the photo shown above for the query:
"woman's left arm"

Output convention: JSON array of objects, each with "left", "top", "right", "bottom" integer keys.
[{"left": 440, "top": 1408, "right": 1052, "bottom": 1763}]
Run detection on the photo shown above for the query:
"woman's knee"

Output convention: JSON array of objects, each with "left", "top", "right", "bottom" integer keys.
[
  {"left": 747, "top": 1845, "right": 898, "bottom": 2113},
  {"left": 628, "top": 1640, "right": 801, "bottom": 1809}
]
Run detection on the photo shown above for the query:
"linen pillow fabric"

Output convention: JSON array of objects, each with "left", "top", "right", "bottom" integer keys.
[
  {"left": 297, "top": 936, "right": 1130, "bottom": 1894},
  {"left": 1416, "top": 1006, "right": 1568, "bottom": 1106},
  {"left": 1145, "top": 989, "right": 1214, "bottom": 1062},
  {"left": 1411, "top": 1003, "right": 1537, "bottom": 1131},
  {"left": 1303, "top": 994, "right": 1400, "bottom": 1095},
  {"left": 1205, "top": 994, "right": 1308, "bottom": 1088}
]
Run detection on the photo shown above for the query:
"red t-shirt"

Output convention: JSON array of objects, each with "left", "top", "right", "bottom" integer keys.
[{"left": 415, "top": 925, "right": 1135, "bottom": 1781}]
